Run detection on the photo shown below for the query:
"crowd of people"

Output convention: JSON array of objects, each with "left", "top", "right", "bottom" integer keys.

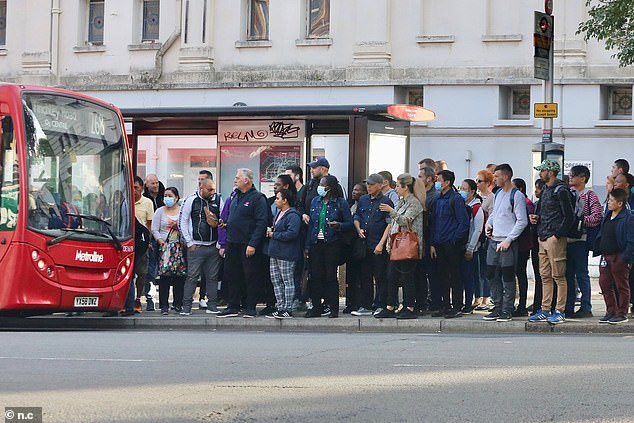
[{"left": 109, "top": 156, "right": 634, "bottom": 325}]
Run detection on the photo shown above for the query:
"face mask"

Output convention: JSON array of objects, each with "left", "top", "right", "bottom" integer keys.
[
  {"left": 630, "top": 187, "right": 634, "bottom": 195},
  {"left": 164, "top": 197, "right": 176, "bottom": 207},
  {"left": 317, "top": 186, "right": 328, "bottom": 197},
  {"left": 434, "top": 181, "right": 443, "bottom": 191},
  {"left": 459, "top": 191, "right": 468, "bottom": 201}
]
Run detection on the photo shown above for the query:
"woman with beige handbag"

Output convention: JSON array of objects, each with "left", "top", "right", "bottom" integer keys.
[{"left": 374, "top": 173, "right": 425, "bottom": 319}]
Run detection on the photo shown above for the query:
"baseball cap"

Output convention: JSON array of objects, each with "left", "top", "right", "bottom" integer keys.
[
  {"left": 307, "top": 157, "right": 330, "bottom": 168},
  {"left": 534, "top": 159, "right": 561, "bottom": 173},
  {"left": 365, "top": 173, "right": 384, "bottom": 185}
]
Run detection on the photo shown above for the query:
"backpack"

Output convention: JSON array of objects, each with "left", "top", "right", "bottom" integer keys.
[
  {"left": 554, "top": 185, "right": 584, "bottom": 239},
  {"left": 465, "top": 201, "right": 486, "bottom": 245},
  {"left": 134, "top": 217, "right": 151, "bottom": 256}
]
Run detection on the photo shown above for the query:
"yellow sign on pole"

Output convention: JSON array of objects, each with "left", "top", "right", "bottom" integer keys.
[{"left": 534, "top": 103, "right": 558, "bottom": 118}]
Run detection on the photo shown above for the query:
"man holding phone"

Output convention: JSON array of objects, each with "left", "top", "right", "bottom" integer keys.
[{"left": 179, "top": 177, "right": 224, "bottom": 315}]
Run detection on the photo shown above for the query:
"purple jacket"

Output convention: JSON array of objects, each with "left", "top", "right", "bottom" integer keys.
[{"left": 218, "top": 189, "right": 237, "bottom": 248}]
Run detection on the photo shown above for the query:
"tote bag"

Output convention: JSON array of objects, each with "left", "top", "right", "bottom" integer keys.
[
  {"left": 158, "top": 226, "right": 187, "bottom": 277},
  {"left": 389, "top": 221, "right": 419, "bottom": 261}
]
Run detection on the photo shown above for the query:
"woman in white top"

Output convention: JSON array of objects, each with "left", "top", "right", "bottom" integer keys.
[
  {"left": 474, "top": 169, "right": 494, "bottom": 310},
  {"left": 151, "top": 187, "right": 185, "bottom": 315}
]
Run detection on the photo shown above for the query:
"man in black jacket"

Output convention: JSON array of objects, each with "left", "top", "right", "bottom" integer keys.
[
  {"left": 528, "top": 159, "right": 574, "bottom": 325},
  {"left": 217, "top": 168, "right": 269, "bottom": 318}
]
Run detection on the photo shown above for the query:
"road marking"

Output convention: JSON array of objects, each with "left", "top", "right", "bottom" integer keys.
[{"left": 0, "top": 356, "right": 157, "bottom": 362}]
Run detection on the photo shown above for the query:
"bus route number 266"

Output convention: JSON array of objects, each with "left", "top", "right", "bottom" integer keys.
[{"left": 90, "top": 112, "right": 105, "bottom": 136}]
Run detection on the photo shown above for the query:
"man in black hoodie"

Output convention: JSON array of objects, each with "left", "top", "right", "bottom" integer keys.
[
  {"left": 528, "top": 159, "right": 574, "bottom": 325},
  {"left": 217, "top": 168, "right": 269, "bottom": 318}
]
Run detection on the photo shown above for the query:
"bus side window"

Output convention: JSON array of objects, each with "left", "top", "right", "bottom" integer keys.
[{"left": 0, "top": 114, "right": 13, "bottom": 190}]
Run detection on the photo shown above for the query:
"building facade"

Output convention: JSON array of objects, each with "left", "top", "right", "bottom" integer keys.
[{"left": 1, "top": 0, "right": 632, "bottom": 197}]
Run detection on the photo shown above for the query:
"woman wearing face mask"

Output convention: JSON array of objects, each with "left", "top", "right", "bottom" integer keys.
[
  {"left": 151, "top": 187, "right": 185, "bottom": 315},
  {"left": 459, "top": 179, "right": 484, "bottom": 314},
  {"left": 305, "top": 175, "right": 353, "bottom": 318}
]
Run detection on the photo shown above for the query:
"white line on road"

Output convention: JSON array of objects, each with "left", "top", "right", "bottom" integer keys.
[{"left": 0, "top": 356, "right": 158, "bottom": 362}]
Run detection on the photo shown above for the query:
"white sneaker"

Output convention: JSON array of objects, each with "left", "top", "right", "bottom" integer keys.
[
  {"left": 205, "top": 308, "right": 219, "bottom": 314},
  {"left": 198, "top": 299, "right": 207, "bottom": 309},
  {"left": 351, "top": 307, "right": 373, "bottom": 316},
  {"left": 373, "top": 308, "right": 384, "bottom": 316}
]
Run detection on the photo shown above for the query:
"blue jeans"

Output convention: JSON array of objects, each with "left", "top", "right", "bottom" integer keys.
[
  {"left": 124, "top": 274, "right": 136, "bottom": 311},
  {"left": 461, "top": 252, "right": 480, "bottom": 307},
  {"left": 565, "top": 241, "right": 592, "bottom": 312},
  {"left": 476, "top": 242, "right": 491, "bottom": 298}
]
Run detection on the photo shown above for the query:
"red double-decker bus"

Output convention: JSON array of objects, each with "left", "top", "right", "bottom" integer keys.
[{"left": 0, "top": 84, "right": 134, "bottom": 315}]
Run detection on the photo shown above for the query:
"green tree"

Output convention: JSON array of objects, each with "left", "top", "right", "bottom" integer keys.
[{"left": 577, "top": 0, "right": 634, "bottom": 67}]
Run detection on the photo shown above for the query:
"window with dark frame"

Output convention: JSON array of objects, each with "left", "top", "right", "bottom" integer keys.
[
  {"left": 406, "top": 87, "right": 424, "bottom": 107},
  {"left": 0, "top": 1, "right": 7, "bottom": 46},
  {"left": 510, "top": 86, "right": 530, "bottom": 118},
  {"left": 609, "top": 86, "right": 632, "bottom": 119},
  {"left": 248, "top": 0, "right": 269, "bottom": 41},
  {"left": 307, "top": 0, "right": 329, "bottom": 38},
  {"left": 88, "top": 0, "right": 105, "bottom": 45},
  {"left": 142, "top": 0, "right": 160, "bottom": 42}
]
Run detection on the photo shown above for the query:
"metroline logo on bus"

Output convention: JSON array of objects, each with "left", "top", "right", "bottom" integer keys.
[{"left": 75, "top": 250, "right": 104, "bottom": 263}]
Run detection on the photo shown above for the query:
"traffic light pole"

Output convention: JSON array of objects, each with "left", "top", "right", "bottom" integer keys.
[{"left": 542, "top": 11, "right": 554, "bottom": 147}]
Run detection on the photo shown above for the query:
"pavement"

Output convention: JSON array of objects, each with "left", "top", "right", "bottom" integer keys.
[
  {"left": 1, "top": 260, "right": 630, "bottom": 334},
  {"left": 2, "top": 277, "right": 633, "bottom": 334}
]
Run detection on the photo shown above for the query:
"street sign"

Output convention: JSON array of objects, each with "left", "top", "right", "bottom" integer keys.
[
  {"left": 542, "top": 129, "right": 552, "bottom": 143},
  {"left": 534, "top": 11, "right": 554, "bottom": 81},
  {"left": 534, "top": 103, "right": 558, "bottom": 118}
]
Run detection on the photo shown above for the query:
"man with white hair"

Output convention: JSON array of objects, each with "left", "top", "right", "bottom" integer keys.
[{"left": 217, "top": 168, "right": 269, "bottom": 318}]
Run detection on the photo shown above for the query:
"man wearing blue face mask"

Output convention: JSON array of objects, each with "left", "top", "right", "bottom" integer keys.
[{"left": 429, "top": 170, "right": 470, "bottom": 318}]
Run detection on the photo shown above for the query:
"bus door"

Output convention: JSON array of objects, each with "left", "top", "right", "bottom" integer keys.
[{"left": 0, "top": 111, "right": 19, "bottom": 263}]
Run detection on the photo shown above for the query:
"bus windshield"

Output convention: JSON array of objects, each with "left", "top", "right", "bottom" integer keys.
[{"left": 23, "top": 93, "right": 132, "bottom": 241}]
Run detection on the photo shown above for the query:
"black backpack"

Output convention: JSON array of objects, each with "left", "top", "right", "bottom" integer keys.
[{"left": 134, "top": 217, "right": 150, "bottom": 256}]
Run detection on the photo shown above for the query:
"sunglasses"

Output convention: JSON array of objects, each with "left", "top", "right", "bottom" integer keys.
[{"left": 476, "top": 180, "right": 485, "bottom": 183}]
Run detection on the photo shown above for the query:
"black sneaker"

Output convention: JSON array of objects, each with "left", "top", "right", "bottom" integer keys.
[
  {"left": 243, "top": 309, "right": 256, "bottom": 318},
  {"left": 573, "top": 309, "right": 593, "bottom": 318},
  {"left": 461, "top": 306, "right": 474, "bottom": 315},
  {"left": 120, "top": 309, "right": 135, "bottom": 317},
  {"left": 598, "top": 314, "right": 614, "bottom": 323},
  {"left": 374, "top": 308, "right": 396, "bottom": 319},
  {"left": 274, "top": 310, "right": 293, "bottom": 319},
  {"left": 259, "top": 306, "right": 276, "bottom": 316},
  {"left": 396, "top": 308, "right": 417, "bottom": 320},
  {"left": 512, "top": 307, "right": 528, "bottom": 317},
  {"left": 483, "top": 311, "right": 500, "bottom": 321},
  {"left": 431, "top": 309, "right": 446, "bottom": 318},
  {"left": 161, "top": 309, "right": 169, "bottom": 315},
  {"left": 265, "top": 310, "right": 279, "bottom": 319},
  {"left": 146, "top": 298, "right": 155, "bottom": 312},
  {"left": 320, "top": 306, "right": 331, "bottom": 317},
  {"left": 496, "top": 312, "right": 512, "bottom": 322},
  {"left": 342, "top": 305, "right": 356, "bottom": 314},
  {"left": 304, "top": 308, "right": 322, "bottom": 318},
  {"left": 608, "top": 315, "right": 628, "bottom": 325},
  {"left": 444, "top": 308, "right": 462, "bottom": 319},
  {"left": 216, "top": 309, "right": 240, "bottom": 318}
]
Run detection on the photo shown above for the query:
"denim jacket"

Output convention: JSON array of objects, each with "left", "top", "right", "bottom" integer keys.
[{"left": 305, "top": 196, "right": 353, "bottom": 249}]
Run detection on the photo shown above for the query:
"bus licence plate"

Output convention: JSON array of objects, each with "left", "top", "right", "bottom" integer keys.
[{"left": 74, "top": 296, "right": 99, "bottom": 307}]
